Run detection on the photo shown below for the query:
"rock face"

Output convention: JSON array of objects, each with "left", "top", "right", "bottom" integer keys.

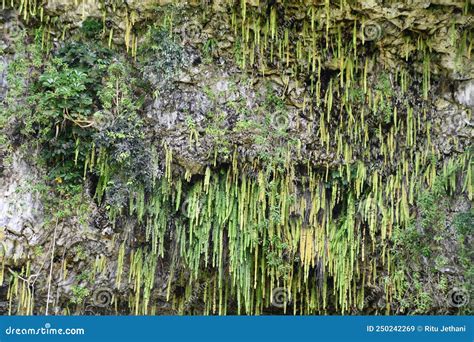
[
  {"left": 0, "top": 154, "right": 43, "bottom": 263},
  {"left": 455, "top": 80, "right": 474, "bottom": 109},
  {"left": 0, "top": 1, "right": 472, "bottom": 315},
  {"left": 0, "top": 56, "right": 8, "bottom": 102}
]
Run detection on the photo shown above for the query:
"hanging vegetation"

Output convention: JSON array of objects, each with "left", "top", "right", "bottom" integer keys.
[{"left": 1, "top": 0, "right": 472, "bottom": 316}]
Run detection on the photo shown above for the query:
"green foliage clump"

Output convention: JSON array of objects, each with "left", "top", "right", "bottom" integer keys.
[
  {"left": 264, "top": 235, "right": 292, "bottom": 278},
  {"left": 1, "top": 30, "right": 42, "bottom": 148},
  {"left": 70, "top": 285, "right": 91, "bottom": 305},
  {"left": 93, "top": 62, "right": 152, "bottom": 195},
  {"left": 139, "top": 27, "right": 185, "bottom": 88},
  {"left": 391, "top": 168, "right": 472, "bottom": 314},
  {"left": 454, "top": 208, "right": 474, "bottom": 302},
  {"left": 80, "top": 17, "right": 103, "bottom": 39},
  {"left": 454, "top": 209, "right": 473, "bottom": 236},
  {"left": 55, "top": 41, "right": 113, "bottom": 93},
  {"left": 34, "top": 60, "right": 92, "bottom": 136},
  {"left": 202, "top": 38, "right": 218, "bottom": 62},
  {"left": 418, "top": 179, "right": 446, "bottom": 231}
]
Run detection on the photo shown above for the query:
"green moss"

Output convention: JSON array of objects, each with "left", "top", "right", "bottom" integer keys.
[
  {"left": 454, "top": 209, "right": 473, "bottom": 237},
  {"left": 70, "top": 285, "right": 91, "bottom": 305}
]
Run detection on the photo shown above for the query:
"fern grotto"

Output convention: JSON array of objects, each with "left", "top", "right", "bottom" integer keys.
[{"left": 0, "top": 0, "right": 472, "bottom": 316}]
